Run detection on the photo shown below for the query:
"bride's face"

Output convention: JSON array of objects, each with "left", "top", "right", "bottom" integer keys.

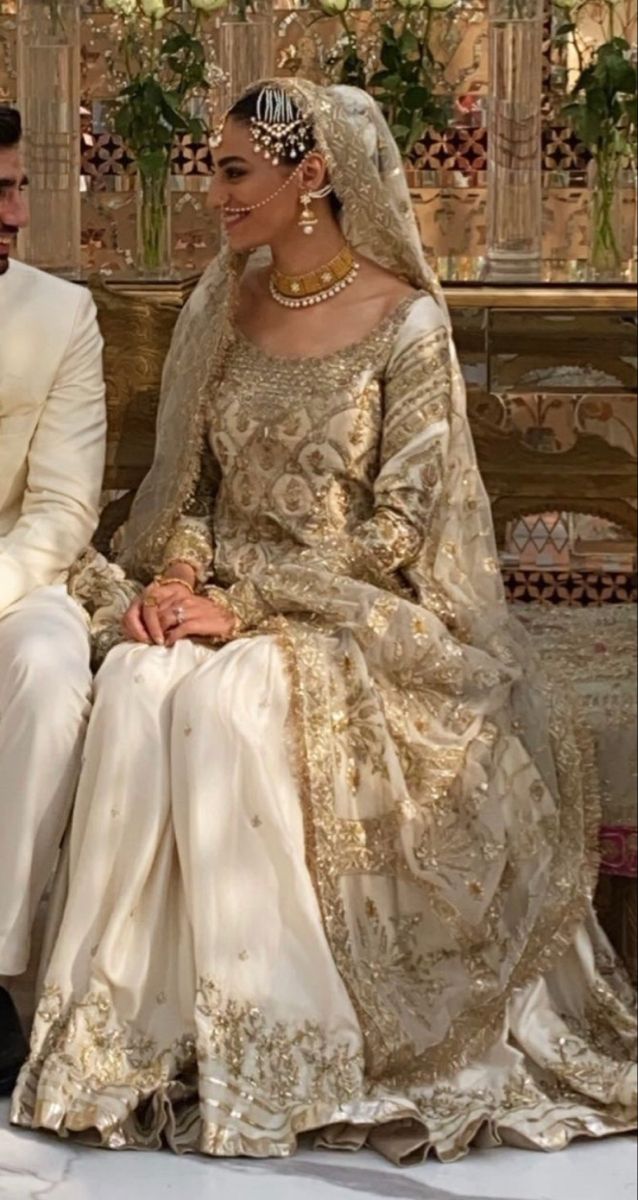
[{"left": 208, "top": 117, "right": 300, "bottom": 251}]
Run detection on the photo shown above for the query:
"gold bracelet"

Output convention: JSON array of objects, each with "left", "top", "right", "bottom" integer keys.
[{"left": 154, "top": 575, "right": 197, "bottom": 595}]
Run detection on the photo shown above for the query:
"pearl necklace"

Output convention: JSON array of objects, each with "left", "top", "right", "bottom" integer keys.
[{"left": 270, "top": 246, "right": 360, "bottom": 309}]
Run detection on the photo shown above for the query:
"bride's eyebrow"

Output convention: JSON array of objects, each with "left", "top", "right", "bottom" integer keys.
[{"left": 216, "top": 155, "right": 249, "bottom": 169}]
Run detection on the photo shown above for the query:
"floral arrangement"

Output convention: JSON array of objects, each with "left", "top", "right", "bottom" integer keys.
[
  {"left": 100, "top": 0, "right": 225, "bottom": 270},
  {"left": 316, "top": 0, "right": 456, "bottom": 159},
  {"left": 551, "top": 0, "right": 637, "bottom": 268}
]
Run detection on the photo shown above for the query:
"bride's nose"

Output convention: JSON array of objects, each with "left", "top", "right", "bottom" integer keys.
[{"left": 207, "top": 175, "right": 226, "bottom": 211}]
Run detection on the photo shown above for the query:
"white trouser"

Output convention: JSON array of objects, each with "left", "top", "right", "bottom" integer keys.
[{"left": 0, "top": 585, "right": 92, "bottom": 976}]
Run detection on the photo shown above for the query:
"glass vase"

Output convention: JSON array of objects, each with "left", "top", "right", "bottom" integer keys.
[
  {"left": 214, "top": 0, "right": 275, "bottom": 119},
  {"left": 588, "top": 155, "right": 625, "bottom": 277},
  {"left": 136, "top": 162, "right": 172, "bottom": 278},
  {"left": 486, "top": 0, "right": 543, "bottom": 277},
  {"left": 16, "top": 0, "right": 81, "bottom": 276}
]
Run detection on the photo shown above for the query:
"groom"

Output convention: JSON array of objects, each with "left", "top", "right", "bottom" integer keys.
[{"left": 0, "top": 106, "right": 106, "bottom": 1092}]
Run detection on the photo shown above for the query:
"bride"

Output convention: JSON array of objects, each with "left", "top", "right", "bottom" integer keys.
[{"left": 12, "top": 79, "right": 636, "bottom": 1163}]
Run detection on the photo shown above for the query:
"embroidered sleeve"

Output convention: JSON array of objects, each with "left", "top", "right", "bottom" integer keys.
[
  {"left": 161, "top": 446, "right": 219, "bottom": 581},
  {"left": 163, "top": 518, "right": 214, "bottom": 582},
  {"left": 352, "top": 324, "right": 451, "bottom": 583}
]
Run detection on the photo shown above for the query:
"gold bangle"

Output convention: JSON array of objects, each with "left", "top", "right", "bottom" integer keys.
[{"left": 154, "top": 575, "right": 196, "bottom": 596}]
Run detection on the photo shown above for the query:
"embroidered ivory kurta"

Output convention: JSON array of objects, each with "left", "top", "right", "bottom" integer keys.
[{"left": 12, "top": 295, "right": 637, "bottom": 1162}]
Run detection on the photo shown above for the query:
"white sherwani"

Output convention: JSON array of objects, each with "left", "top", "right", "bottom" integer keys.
[{"left": 0, "top": 259, "right": 106, "bottom": 977}]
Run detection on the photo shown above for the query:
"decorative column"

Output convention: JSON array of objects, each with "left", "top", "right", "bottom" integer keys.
[
  {"left": 213, "top": 0, "right": 275, "bottom": 120},
  {"left": 486, "top": 0, "right": 543, "bottom": 277},
  {"left": 16, "top": 0, "right": 81, "bottom": 276}
]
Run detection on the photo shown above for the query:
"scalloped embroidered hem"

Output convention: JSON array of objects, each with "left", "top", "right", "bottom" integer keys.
[{"left": 11, "top": 1060, "right": 637, "bottom": 1164}]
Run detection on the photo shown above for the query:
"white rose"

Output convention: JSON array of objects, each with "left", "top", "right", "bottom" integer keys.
[
  {"left": 103, "top": 0, "right": 138, "bottom": 15},
  {"left": 318, "top": 0, "right": 350, "bottom": 14},
  {"left": 189, "top": 0, "right": 228, "bottom": 10},
  {"left": 141, "top": 0, "right": 168, "bottom": 16}
]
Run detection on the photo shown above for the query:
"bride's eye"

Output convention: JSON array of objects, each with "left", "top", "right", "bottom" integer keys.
[{"left": 226, "top": 168, "right": 247, "bottom": 181}]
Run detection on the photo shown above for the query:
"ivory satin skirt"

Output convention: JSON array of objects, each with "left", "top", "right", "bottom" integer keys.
[{"left": 12, "top": 636, "right": 637, "bottom": 1163}]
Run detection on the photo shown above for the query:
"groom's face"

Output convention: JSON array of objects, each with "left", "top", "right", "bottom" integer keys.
[{"left": 0, "top": 144, "right": 29, "bottom": 276}]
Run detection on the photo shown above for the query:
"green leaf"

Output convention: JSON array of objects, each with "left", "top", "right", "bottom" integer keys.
[
  {"left": 404, "top": 59, "right": 422, "bottom": 85},
  {"left": 162, "top": 33, "right": 191, "bottom": 54},
  {"left": 598, "top": 36, "right": 630, "bottom": 58},
  {"left": 380, "top": 42, "right": 400, "bottom": 72},
  {"left": 377, "top": 72, "right": 403, "bottom": 93},
  {"left": 598, "top": 55, "right": 635, "bottom": 94},
  {"left": 390, "top": 123, "right": 411, "bottom": 149},
  {"left": 398, "top": 30, "right": 420, "bottom": 58},
  {"left": 580, "top": 108, "right": 605, "bottom": 148},
  {"left": 430, "top": 102, "right": 452, "bottom": 133},
  {"left": 403, "top": 84, "right": 434, "bottom": 111},
  {"left": 571, "top": 62, "right": 595, "bottom": 95}
]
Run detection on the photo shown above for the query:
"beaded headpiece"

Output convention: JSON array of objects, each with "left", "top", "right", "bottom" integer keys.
[{"left": 211, "top": 85, "right": 313, "bottom": 168}]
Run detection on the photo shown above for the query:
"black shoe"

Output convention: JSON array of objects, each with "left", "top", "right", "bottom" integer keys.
[{"left": 0, "top": 986, "right": 28, "bottom": 1096}]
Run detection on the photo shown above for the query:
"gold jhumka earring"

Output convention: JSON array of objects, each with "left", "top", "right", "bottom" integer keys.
[{"left": 298, "top": 184, "right": 334, "bottom": 235}]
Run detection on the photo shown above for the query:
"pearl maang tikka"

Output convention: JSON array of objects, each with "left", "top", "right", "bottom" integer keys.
[{"left": 248, "top": 88, "right": 313, "bottom": 167}]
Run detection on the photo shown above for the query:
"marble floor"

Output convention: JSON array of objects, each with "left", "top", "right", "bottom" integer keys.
[{"left": 0, "top": 1102, "right": 635, "bottom": 1200}]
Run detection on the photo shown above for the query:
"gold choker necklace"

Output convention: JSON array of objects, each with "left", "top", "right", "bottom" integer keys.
[{"left": 270, "top": 246, "right": 359, "bottom": 309}]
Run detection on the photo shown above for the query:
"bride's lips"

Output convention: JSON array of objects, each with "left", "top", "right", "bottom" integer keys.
[{"left": 223, "top": 209, "right": 249, "bottom": 232}]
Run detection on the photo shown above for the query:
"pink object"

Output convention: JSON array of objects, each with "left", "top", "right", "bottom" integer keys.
[{"left": 599, "top": 825, "right": 638, "bottom": 878}]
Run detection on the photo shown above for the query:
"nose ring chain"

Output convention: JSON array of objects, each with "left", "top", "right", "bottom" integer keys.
[{"left": 223, "top": 161, "right": 305, "bottom": 218}]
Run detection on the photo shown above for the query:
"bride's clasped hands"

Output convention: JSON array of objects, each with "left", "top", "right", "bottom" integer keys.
[{"left": 122, "top": 571, "right": 237, "bottom": 647}]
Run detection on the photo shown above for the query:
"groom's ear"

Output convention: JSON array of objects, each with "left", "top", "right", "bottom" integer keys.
[{"left": 299, "top": 152, "right": 330, "bottom": 193}]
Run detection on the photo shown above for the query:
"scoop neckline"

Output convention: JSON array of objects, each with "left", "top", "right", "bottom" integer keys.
[{"left": 231, "top": 292, "right": 422, "bottom": 367}]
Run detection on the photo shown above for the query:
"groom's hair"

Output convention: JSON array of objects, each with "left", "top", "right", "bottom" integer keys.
[{"left": 0, "top": 106, "right": 22, "bottom": 148}]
